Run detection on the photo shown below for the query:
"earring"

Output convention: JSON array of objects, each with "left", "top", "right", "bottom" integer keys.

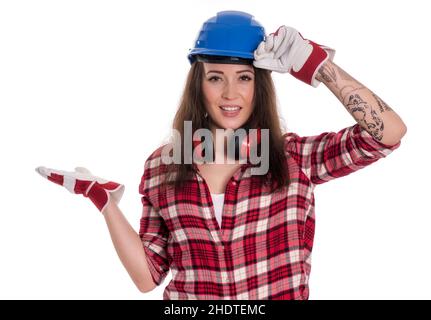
[{"left": 204, "top": 112, "right": 208, "bottom": 118}]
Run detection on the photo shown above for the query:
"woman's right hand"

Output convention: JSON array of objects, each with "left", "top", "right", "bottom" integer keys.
[
  {"left": 35, "top": 166, "right": 125, "bottom": 214},
  {"left": 253, "top": 25, "right": 335, "bottom": 87}
]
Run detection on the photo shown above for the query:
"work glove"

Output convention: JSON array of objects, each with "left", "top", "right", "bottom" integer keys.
[
  {"left": 253, "top": 25, "right": 335, "bottom": 87},
  {"left": 35, "top": 166, "right": 125, "bottom": 214}
]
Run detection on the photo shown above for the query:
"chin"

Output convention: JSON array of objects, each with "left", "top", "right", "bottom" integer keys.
[{"left": 216, "top": 118, "right": 249, "bottom": 130}]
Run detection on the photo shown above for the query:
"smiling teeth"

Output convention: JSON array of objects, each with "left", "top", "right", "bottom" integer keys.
[{"left": 220, "top": 106, "right": 240, "bottom": 111}]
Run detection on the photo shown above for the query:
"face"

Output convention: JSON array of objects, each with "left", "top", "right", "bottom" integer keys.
[{"left": 202, "top": 62, "right": 255, "bottom": 131}]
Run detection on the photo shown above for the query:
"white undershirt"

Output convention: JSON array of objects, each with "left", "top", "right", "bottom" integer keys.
[{"left": 211, "top": 193, "right": 225, "bottom": 228}]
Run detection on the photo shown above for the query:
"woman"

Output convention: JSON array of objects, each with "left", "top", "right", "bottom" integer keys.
[{"left": 36, "top": 11, "right": 407, "bottom": 299}]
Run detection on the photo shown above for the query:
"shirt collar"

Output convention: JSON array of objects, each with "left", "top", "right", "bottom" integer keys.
[{"left": 191, "top": 162, "right": 257, "bottom": 181}]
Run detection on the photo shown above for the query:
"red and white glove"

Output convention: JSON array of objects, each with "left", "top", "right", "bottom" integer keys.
[
  {"left": 253, "top": 26, "right": 335, "bottom": 87},
  {"left": 35, "top": 166, "right": 125, "bottom": 214}
]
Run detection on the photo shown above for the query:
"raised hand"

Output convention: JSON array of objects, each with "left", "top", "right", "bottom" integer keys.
[
  {"left": 254, "top": 25, "right": 335, "bottom": 87},
  {"left": 35, "top": 166, "right": 125, "bottom": 214}
]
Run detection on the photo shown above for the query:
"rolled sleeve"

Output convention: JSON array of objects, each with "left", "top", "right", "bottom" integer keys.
[
  {"left": 284, "top": 124, "right": 401, "bottom": 185},
  {"left": 138, "top": 168, "right": 170, "bottom": 286}
]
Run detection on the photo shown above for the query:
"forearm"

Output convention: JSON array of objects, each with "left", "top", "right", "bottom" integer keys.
[
  {"left": 102, "top": 201, "right": 156, "bottom": 293},
  {"left": 316, "top": 59, "right": 407, "bottom": 145}
]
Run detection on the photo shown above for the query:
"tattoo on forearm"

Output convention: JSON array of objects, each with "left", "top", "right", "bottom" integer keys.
[
  {"left": 318, "top": 63, "right": 355, "bottom": 84},
  {"left": 319, "top": 63, "right": 364, "bottom": 102},
  {"left": 341, "top": 85, "right": 365, "bottom": 103},
  {"left": 318, "top": 64, "right": 336, "bottom": 83},
  {"left": 372, "top": 93, "right": 393, "bottom": 113},
  {"left": 318, "top": 62, "right": 394, "bottom": 142},
  {"left": 346, "top": 94, "right": 384, "bottom": 141}
]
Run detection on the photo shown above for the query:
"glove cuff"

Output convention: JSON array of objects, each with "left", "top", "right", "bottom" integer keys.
[
  {"left": 291, "top": 40, "right": 335, "bottom": 87},
  {"left": 86, "top": 182, "right": 125, "bottom": 213}
]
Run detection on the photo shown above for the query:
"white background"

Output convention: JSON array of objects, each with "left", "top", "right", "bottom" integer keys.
[{"left": 0, "top": 0, "right": 429, "bottom": 299}]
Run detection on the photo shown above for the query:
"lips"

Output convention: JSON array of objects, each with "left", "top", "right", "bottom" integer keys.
[
  {"left": 219, "top": 105, "right": 241, "bottom": 117},
  {"left": 219, "top": 105, "right": 241, "bottom": 111}
]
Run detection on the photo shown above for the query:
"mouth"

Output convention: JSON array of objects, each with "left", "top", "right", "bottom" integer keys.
[{"left": 219, "top": 105, "right": 242, "bottom": 117}]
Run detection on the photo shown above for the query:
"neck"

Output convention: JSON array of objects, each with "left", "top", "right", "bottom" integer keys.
[{"left": 208, "top": 120, "right": 245, "bottom": 165}]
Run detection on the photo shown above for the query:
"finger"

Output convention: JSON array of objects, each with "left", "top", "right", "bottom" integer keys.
[
  {"left": 75, "top": 167, "right": 107, "bottom": 184},
  {"left": 35, "top": 166, "right": 67, "bottom": 179},
  {"left": 254, "top": 41, "right": 272, "bottom": 60},
  {"left": 274, "top": 26, "right": 299, "bottom": 60},
  {"left": 270, "top": 25, "right": 283, "bottom": 36},
  {"left": 273, "top": 26, "right": 289, "bottom": 59},
  {"left": 273, "top": 26, "right": 286, "bottom": 47},
  {"left": 35, "top": 166, "right": 65, "bottom": 186},
  {"left": 36, "top": 166, "right": 77, "bottom": 185},
  {"left": 264, "top": 34, "right": 275, "bottom": 51},
  {"left": 36, "top": 166, "right": 71, "bottom": 177},
  {"left": 253, "top": 58, "right": 279, "bottom": 72},
  {"left": 254, "top": 42, "right": 264, "bottom": 57},
  {"left": 35, "top": 166, "right": 50, "bottom": 179},
  {"left": 253, "top": 59, "right": 270, "bottom": 69},
  {"left": 75, "top": 167, "right": 92, "bottom": 175}
]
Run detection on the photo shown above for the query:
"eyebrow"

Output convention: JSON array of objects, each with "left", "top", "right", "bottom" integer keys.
[{"left": 206, "top": 69, "right": 255, "bottom": 75}]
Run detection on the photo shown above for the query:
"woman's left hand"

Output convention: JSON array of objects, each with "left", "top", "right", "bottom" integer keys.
[{"left": 253, "top": 25, "right": 336, "bottom": 87}]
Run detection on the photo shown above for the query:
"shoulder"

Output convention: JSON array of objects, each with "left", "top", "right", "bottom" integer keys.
[
  {"left": 139, "top": 143, "right": 173, "bottom": 193},
  {"left": 282, "top": 131, "right": 301, "bottom": 143},
  {"left": 282, "top": 131, "right": 302, "bottom": 155},
  {"left": 281, "top": 129, "right": 331, "bottom": 166},
  {"left": 144, "top": 143, "right": 171, "bottom": 169},
  {"left": 282, "top": 129, "right": 338, "bottom": 154}
]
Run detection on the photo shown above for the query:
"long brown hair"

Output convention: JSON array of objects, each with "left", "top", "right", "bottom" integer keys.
[{"left": 159, "top": 62, "right": 290, "bottom": 193}]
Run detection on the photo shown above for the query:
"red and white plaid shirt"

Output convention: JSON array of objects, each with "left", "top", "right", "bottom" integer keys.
[{"left": 138, "top": 124, "right": 401, "bottom": 300}]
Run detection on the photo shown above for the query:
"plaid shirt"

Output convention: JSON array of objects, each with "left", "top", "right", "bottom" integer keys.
[{"left": 138, "top": 124, "right": 401, "bottom": 300}]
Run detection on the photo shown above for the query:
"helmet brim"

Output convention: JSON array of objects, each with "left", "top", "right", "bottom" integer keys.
[{"left": 194, "top": 54, "right": 253, "bottom": 65}]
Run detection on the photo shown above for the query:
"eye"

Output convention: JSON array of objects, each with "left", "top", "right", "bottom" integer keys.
[
  {"left": 240, "top": 75, "right": 253, "bottom": 81},
  {"left": 208, "top": 76, "right": 221, "bottom": 82}
]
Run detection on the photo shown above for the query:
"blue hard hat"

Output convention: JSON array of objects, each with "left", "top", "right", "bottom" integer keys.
[{"left": 188, "top": 11, "right": 265, "bottom": 64}]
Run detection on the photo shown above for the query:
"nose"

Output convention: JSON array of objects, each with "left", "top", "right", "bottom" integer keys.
[{"left": 222, "top": 80, "right": 238, "bottom": 100}]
